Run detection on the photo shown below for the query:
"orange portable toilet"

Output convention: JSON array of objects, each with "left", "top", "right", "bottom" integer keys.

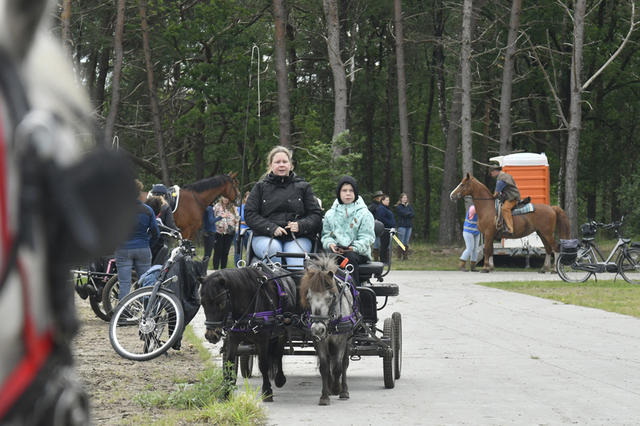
[
  {"left": 495, "top": 153, "right": 550, "bottom": 205},
  {"left": 485, "top": 153, "right": 551, "bottom": 262}
]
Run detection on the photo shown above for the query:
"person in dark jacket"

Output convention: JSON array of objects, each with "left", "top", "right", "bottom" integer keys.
[
  {"left": 490, "top": 165, "right": 520, "bottom": 235},
  {"left": 395, "top": 193, "right": 415, "bottom": 260},
  {"left": 368, "top": 190, "right": 384, "bottom": 261},
  {"left": 202, "top": 203, "right": 221, "bottom": 270},
  {"left": 245, "top": 146, "right": 323, "bottom": 268},
  {"left": 376, "top": 195, "right": 396, "bottom": 264},
  {"left": 115, "top": 179, "right": 159, "bottom": 300}
]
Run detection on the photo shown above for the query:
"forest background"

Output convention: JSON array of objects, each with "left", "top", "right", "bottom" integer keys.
[{"left": 57, "top": 0, "right": 640, "bottom": 244}]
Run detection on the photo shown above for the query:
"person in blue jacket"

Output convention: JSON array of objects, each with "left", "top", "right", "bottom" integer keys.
[
  {"left": 376, "top": 195, "right": 396, "bottom": 264},
  {"left": 202, "top": 203, "right": 221, "bottom": 270},
  {"left": 115, "top": 179, "right": 159, "bottom": 300},
  {"left": 322, "top": 176, "right": 375, "bottom": 286},
  {"left": 395, "top": 193, "right": 415, "bottom": 260}
]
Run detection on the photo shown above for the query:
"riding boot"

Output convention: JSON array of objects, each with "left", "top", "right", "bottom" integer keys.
[
  {"left": 458, "top": 260, "right": 468, "bottom": 272},
  {"left": 470, "top": 261, "right": 479, "bottom": 272}
]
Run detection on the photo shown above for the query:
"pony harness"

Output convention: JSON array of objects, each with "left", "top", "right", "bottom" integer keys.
[{"left": 306, "top": 275, "right": 362, "bottom": 336}]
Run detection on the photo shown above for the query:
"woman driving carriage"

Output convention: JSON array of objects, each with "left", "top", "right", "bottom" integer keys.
[
  {"left": 244, "top": 146, "right": 323, "bottom": 267},
  {"left": 321, "top": 175, "right": 376, "bottom": 286}
]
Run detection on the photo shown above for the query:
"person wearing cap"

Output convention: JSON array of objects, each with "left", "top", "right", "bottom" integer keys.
[
  {"left": 322, "top": 176, "right": 375, "bottom": 286},
  {"left": 489, "top": 165, "right": 520, "bottom": 236},
  {"left": 368, "top": 190, "right": 384, "bottom": 261},
  {"left": 149, "top": 184, "right": 177, "bottom": 231}
]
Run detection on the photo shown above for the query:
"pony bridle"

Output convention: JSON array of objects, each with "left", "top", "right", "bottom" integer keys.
[{"left": 203, "top": 290, "right": 231, "bottom": 331}]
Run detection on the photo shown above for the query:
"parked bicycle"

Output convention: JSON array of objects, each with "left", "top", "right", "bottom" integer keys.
[
  {"left": 556, "top": 217, "right": 640, "bottom": 284},
  {"left": 101, "top": 224, "right": 175, "bottom": 318},
  {"left": 108, "top": 225, "right": 206, "bottom": 361}
]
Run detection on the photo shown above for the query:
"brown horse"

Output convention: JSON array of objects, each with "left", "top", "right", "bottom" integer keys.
[
  {"left": 172, "top": 172, "right": 239, "bottom": 240},
  {"left": 450, "top": 173, "right": 571, "bottom": 273}
]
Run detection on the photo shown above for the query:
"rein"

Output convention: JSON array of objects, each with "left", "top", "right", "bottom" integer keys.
[{"left": 190, "top": 189, "right": 208, "bottom": 212}]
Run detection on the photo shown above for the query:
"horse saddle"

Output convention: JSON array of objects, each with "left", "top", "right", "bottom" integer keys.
[{"left": 494, "top": 197, "right": 534, "bottom": 217}]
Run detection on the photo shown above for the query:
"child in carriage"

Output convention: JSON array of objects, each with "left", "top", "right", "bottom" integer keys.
[{"left": 321, "top": 175, "right": 376, "bottom": 286}]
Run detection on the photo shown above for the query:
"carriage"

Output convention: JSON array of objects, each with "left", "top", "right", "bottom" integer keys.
[{"left": 207, "top": 220, "right": 403, "bottom": 393}]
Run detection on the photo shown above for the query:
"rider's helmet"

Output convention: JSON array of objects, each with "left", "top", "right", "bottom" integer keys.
[{"left": 150, "top": 184, "right": 168, "bottom": 197}]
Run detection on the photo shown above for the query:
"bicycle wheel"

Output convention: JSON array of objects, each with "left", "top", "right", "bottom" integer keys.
[
  {"left": 556, "top": 248, "right": 595, "bottom": 283},
  {"left": 619, "top": 248, "right": 640, "bottom": 284},
  {"left": 89, "top": 294, "right": 110, "bottom": 322},
  {"left": 102, "top": 273, "right": 137, "bottom": 319},
  {"left": 109, "top": 287, "right": 184, "bottom": 361}
]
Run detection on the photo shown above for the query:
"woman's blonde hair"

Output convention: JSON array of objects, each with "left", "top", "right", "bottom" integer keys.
[
  {"left": 135, "top": 179, "right": 144, "bottom": 198},
  {"left": 395, "top": 192, "right": 409, "bottom": 206},
  {"left": 266, "top": 145, "right": 294, "bottom": 171}
]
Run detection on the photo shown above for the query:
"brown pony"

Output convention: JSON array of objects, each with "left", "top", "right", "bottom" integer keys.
[
  {"left": 450, "top": 173, "right": 571, "bottom": 273},
  {"left": 173, "top": 172, "right": 239, "bottom": 240}
]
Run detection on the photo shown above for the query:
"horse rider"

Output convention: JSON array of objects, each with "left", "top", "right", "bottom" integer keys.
[{"left": 490, "top": 165, "right": 520, "bottom": 236}]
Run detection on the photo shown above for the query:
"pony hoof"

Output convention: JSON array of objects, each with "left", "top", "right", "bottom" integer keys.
[
  {"left": 480, "top": 269, "right": 490, "bottom": 273},
  {"left": 339, "top": 391, "right": 350, "bottom": 400},
  {"left": 275, "top": 375, "right": 287, "bottom": 388},
  {"left": 319, "top": 397, "right": 330, "bottom": 406},
  {"left": 262, "top": 390, "right": 274, "bottom": 403},
  {"left": 538, "top": 270, "right": 546, "bottom": 274}
]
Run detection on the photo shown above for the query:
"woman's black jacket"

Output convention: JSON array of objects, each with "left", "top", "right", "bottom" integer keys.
[{"left": 245, "top": 172, "right": 323, "bottom": 240}]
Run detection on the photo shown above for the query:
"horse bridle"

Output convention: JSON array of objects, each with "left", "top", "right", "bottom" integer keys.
[{"left": 190, "top": 174, "right": 240, "bottom": 213}]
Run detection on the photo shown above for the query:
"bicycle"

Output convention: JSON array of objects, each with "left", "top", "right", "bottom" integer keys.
[
  {"left": 109, "top": 226, "right": 200, "bottom": 361},
  {"left": 556, "top": 217, "right": 640, "bottom": 284},
  {"left": 101, "top": 226, "right": 175, "bottom": 318}
]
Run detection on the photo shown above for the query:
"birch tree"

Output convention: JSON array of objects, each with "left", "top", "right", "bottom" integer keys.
[
  {"left": 395, "top": 0, "right": 413, "bottom": 202},
  {"left": 274, "top": 0, "right": 291, "bottom": 148},
  {"left": 498, "top": 0, "right": 522, "bottom": 155},
  {"left": 104, "top": 0, "right": 125, "bottom": 145},
  {"left": 322, "top": 0, "right": 348, "bottom": 159},
  {"left": 140, "top": 0, "right": 170, "bottom": 185}
]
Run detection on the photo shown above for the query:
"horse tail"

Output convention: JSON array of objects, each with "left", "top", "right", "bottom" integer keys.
[{"left": 552, "top": 206, "right": 571, "bottom": 240}]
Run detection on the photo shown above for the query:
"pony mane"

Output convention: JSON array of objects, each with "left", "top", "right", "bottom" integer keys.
[
  {"left": 183, "top": 174, "right": 231, "bottom": 193},
  {"left": 200, "top": 267, "right": 263, "bottom": 302},
  {"left": 299, "top": 254, "right": 339, "bottom": 309}
]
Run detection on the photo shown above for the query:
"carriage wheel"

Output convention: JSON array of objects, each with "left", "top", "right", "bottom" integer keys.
[
  {"left": 89, "top": 293, "right": 110, "bottom": 322},
  {"left": 392, "top": 312, "right": 402, "bottom": 379},
  {"left": 102, "top": 273, "right": 138, "bottom": 320},
  {"left": 382, "top": 317, "right": 396, "bottom": 389},
  {"left": 240, "top": 355, "right": 254, "bottom": 378}
]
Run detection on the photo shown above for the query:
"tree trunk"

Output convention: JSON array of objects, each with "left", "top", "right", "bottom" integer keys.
[
  {"left": 140, "top": 0, "right": 171, "bottom": 186},
  {"left": 498, "top": 0, "right": 523, "bottom": 155},
  {"left": 394, "top": 0, "right": 412, "bottom": 202},
  {"left": 433, "top": 0, "right": 448, "bottom": 140},
  {"left": 460, "top": 0, "right": 473, "bottom": 181},
  {"left": 565, "top": 0, "right": 586, "bottom": 237},
  {"left": 61, "top": 0, "right": 73, "bottom": 58},
  {"left": 422, "top": 71, "right": 436, "bottom": 242},
  {"left": 274, "top": 0, "right": 291, "bottom": 148},
  {"left": 438, "top": 0, "right": 486, "bottom": 246},
  {"left": 104, "top": 0, "right": 125, "bottom": 144},
  {"left": 322, "top": 0, "right": 348, "bottom": 158}
]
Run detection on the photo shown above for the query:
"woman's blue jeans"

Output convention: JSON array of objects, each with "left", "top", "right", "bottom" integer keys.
[
  {"left": 251, "top": 235, "right": 312, "bottom": 268},
  {"left": 460, "top": 232, "right": 480, "bottom": 262},
  {"left": 115, "top": 247, "right": 152, "bottom": 300},
  {"left": 397, "top": 227, "right": 412, "bottom": 246}
]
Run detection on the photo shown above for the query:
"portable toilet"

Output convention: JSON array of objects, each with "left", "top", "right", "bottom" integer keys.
[
  {"left": 491, "top": 152, "right": 550, "bottom": 205},
  {"left": 486, "top": 153, "right": 551, "bottom": 263}
]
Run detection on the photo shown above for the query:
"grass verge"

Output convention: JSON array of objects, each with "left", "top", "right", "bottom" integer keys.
[
  {"left": 480, "top": 279, "right": 640, "bottom": 318},
  {"left": 132, "top": 325, "right": 266, "bottom": 425}
]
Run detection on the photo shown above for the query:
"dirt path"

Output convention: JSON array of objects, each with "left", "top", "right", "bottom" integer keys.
[{"left": 71, "top": 296, "right": 209, "bottom": 425}]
